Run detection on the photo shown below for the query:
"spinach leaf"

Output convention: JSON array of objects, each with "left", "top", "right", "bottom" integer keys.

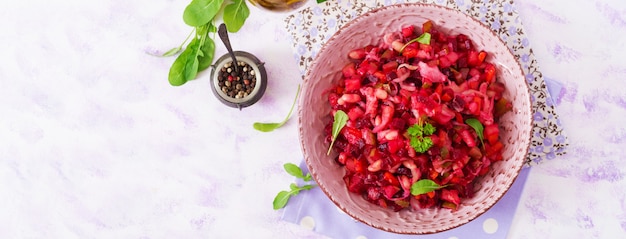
[
  {"left": 183, "top": 0, "right": 225, "bottom": 27},
  {"left": 223, "top": 0, "right": 250, "bottom": 33},
  {"left": 196, "top": 25, "right": 215, "bottom": 71},
  {"left": 168, "top": 40, "right": 198, "bottom": 86}
]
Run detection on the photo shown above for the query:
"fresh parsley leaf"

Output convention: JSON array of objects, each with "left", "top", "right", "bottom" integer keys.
[
  {"left": 407, "top": 121, "right": 436, "bottom": 153},
  {"left": 410, "top": 136, "right": 433, "bottom": 153},
  {"left": 407, "top": 123, "right": 422, "bottom": 137},
  {"left": 410, "top": 179, "right": 447, "bottom": 195},
  {"left": 423, "top": 122, "right": 436, "bottom": 136},
  {"left": 327, "top": 110, "right": 348, "bottom": 155}
]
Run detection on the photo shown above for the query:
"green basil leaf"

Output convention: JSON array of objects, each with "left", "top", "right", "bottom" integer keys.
[
  {"left": 410, "top": 179, "right": 444, "bottom": 195},
  {"left": 272, "top": 191, "right": 292, "bottom": 210},
  {"left": 465, "top": 118, "right": 484, "bottom": 145},
  {"left": 317, "top": 0, "right": 327, "bottom": 3},
  {"left": 327, "top": 110, "right": 348, "bottom": 155},
  {"left": 223, "top": 0, "right": 250, "bottom": 33},
  {"left": 183, "top": 0, "right": 225, "bottom": 27},
  {"left": 284, "top": 163, "right": 304, "bottom": 179}
]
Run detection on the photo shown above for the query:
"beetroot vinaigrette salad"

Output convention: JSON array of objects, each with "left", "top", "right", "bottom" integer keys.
[{"left": 323, "top": 20, "right": 513, "bottom": 212}]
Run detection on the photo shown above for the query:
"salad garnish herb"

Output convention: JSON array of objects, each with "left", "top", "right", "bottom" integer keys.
[
  {"left": 400, "top": 32, "right": 431, "bottom": 52},
  {"left": 273, "top": 163, "right": 316, "bottom": 210},
  {"left": 327, "top": 110, "right": 348, "bottom": 155},
  {"left": 465, "top": 118, "right": 484, "bottom": 146},
  {"left": 161, "top": 0, "right": 329, "bottom": 86},
  {"left": 407, "top": 120, "right": 436, "bottom": 153},
  {"left": 410, "top": 179, "right": 448, "bottom": 196},
  {"left": 253, "top": 84, "right": 301, "bottom": 132},
  {"left": 160, "top": 0, "right": 250, "bottom": 86}
]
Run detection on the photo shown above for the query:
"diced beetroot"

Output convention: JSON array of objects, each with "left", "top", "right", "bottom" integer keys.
[
  {"left": 483, "top": 63, "right": 496, "bottom": 83},
  {"left": 357, "top": 60, "right": 378, "bottom": 76},
  {"left": 373, "top": 71, "right": 387, "bottom": 82},
  {"left": 344, "top": 78, "right": 361, "bottom": 92},
  {"left": 402, "top": 47, "right": 418, "bottom": 58},
  {"left": 342, "top": 62, "right": 357, "bottom": 78},
  {"left": 382, "top": 185, "right": 401, "bottom": 199},
  {"left": 401, "top": 25, "right": 415, "bottom": 38},
  {"left": 484, "top": 124, "right": 500, "bottom": 145},
  {"left": 347, "top": 106, "right": 364, "bottom": 121},
  {"left": 336, "top": 151, "right": 349, "bottom": 165},
  {"left": 383, "top": 172, "right": 400, "bottom": 186},
  {"left": 387, "top": 139, "right": 404, "bottom": 154},
  {"left": 345, "top": 157, "right": 367, "bottom": 174},
  {"left": 342, "top": 126, "right": 363, "bottom": 145},
  {"left": 326, "top": 21, "right": 511, "bottom": 212},
  {"left": 382, "top": 61, "right": 399, "bottom": 73},
  {"left": 367, "top": 186, "right": 382, "bottom": 201},
  {"left": 344, "top": 173, "right": 366, "bottom": 193}
]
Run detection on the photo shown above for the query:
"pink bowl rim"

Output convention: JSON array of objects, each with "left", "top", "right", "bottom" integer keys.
[{"left": 297, "top": 2, "right": 533, "bottom": 235}]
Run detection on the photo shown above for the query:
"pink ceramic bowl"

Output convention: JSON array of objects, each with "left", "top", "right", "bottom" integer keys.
[{"left": 298, "top": 3, "right": 533, "bottom": 235}]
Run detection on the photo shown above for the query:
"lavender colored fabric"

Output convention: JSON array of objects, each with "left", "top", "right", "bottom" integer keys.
[{"left": 282, "top": 162, "right": 530, "bottom": 238}]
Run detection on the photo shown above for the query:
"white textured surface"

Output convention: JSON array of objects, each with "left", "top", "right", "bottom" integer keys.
[{"left": 0, "top": 0, "right": 625, "bottom": 238}]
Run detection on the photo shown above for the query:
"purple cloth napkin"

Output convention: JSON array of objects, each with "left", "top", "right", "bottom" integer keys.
[{"left": 282, "top": 161, "right": 530, "bottom": 238}]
